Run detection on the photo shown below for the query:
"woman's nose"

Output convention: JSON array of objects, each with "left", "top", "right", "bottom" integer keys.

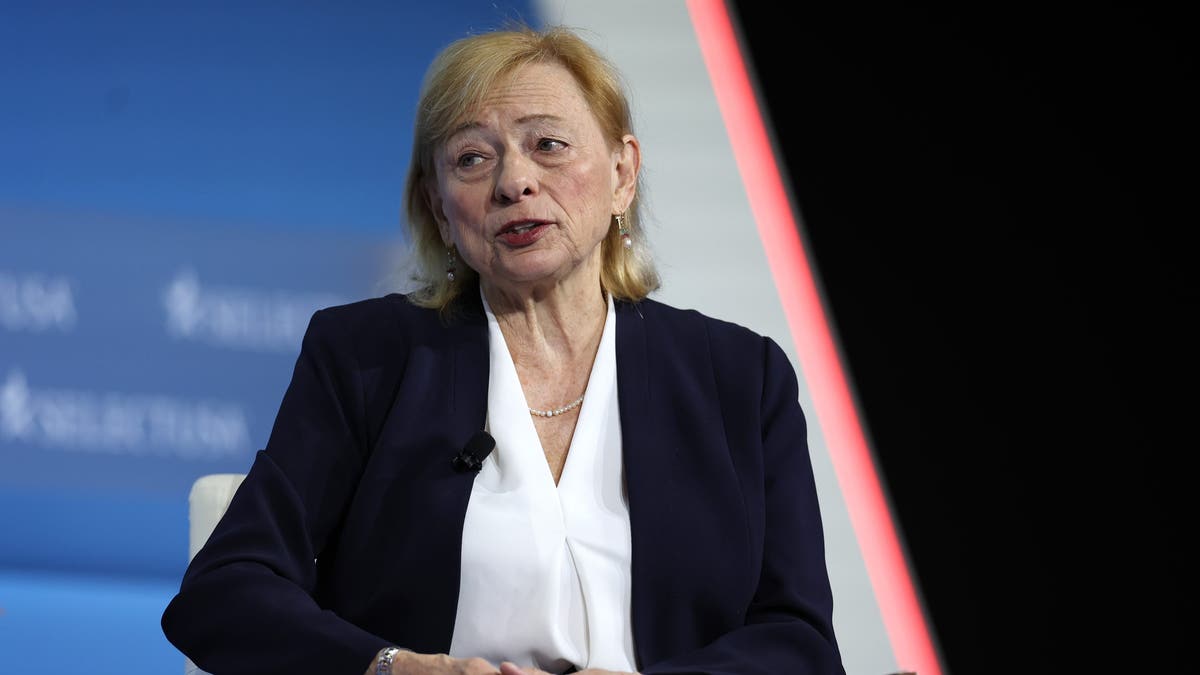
[{"left": 493, "top": 154, "right": 537, "bottom": 203}]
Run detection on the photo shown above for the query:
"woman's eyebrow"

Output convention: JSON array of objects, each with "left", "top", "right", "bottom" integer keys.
[
  {"left": 514, "top": 114, "right": 566, "bottom": 126},
  {"left": 446, "top": 116, "right": 572, "bottom": 153},
  {"left": 451, "top": 113, "right": 567, "bottom": 138}
]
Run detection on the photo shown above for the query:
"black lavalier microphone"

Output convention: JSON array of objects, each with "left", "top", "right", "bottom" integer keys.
[{"left": 452, "top": 430, "right": 496, "bottom": 473}]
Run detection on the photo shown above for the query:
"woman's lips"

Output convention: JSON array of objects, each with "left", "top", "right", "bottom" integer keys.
[{"left": 496, "top": 222, "right": 549, "bottom": 247}]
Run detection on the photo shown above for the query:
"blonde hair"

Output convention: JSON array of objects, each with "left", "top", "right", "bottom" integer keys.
[{"left": 402, "top": 23, "right": 660, "bottom": 311}]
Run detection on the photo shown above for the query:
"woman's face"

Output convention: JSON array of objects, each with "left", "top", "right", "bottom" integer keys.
[{"left": 428, "top": 61, "right": 638, "bottom": 294}]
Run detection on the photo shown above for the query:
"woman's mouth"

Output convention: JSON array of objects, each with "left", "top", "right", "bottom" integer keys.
[{"left": 496, "top": 221, "right": 550, "bottom": 247}]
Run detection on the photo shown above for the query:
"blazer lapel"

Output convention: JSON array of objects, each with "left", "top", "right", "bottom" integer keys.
[
  {"left": 616, "top": 299, "right": 668, "bottom": 669},
  {"left": 449, "top": 288, "right": 490, "bottom": 442},
  {"left": 418, "top": 289, "right": 489, "bottom": 653}
]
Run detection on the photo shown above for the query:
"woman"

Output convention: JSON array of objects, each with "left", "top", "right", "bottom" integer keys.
[{"left": 162, "top": 23, "right": 846, "bottom": 675}]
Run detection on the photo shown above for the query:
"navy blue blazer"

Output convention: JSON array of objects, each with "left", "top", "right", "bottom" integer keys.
[{"left": 161, "top": 290, "right": 845, "bottom": 675}]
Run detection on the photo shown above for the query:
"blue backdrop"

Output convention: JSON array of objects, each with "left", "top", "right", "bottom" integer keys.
[{"left": 0, "top": 2, "right": 538, "bottom": 672}]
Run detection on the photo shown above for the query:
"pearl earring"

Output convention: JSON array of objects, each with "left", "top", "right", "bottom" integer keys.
[
  {"left": 446, "top": 247, "right": 457, "bottom": 282},
  {"left": 616, "top": 213, "right": 632, "bottom": 249}
]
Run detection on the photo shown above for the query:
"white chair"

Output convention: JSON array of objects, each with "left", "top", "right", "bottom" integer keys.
[{"left": 184, "top": 473, "right": 247, "bottom": 675}]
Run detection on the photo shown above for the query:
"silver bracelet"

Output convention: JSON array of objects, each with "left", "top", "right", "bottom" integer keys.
[{"left": 376, "top": 646, "right": 402, "bottom": 675}]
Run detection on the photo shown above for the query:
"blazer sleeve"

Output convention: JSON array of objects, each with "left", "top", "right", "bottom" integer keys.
[
  {"left": 643, "top": 334, "right": 846, "bottom": 675},
  {"left": 161, "top": 308, "right": 391, "bottom": 675}
]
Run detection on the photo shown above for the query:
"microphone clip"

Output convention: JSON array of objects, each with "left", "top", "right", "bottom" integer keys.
[{"left": 452, "top": 430, "right": 496, "bottom": 473}]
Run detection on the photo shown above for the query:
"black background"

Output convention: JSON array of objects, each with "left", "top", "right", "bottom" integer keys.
[{"left": 728, "top": 4, "right": 1195, "bottom": 674}]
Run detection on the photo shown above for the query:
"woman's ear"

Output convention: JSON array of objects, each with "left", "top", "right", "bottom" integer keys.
[{"left": 611, "top": 134, "right": 641, "bottom": 213}]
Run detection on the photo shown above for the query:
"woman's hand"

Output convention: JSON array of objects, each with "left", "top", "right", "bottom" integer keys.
[
  {"left": 498, "top": 663, "right": 640, "bottom": 675},
  {"left": 366, "top": 650, "right": 500, "bottom": 675}
]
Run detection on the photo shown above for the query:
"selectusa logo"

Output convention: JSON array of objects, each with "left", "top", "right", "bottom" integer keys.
[
  {"left": 0, "top": 271, "right": 77, "bottom": 333},
  {"left": 161, "top": 268, "right": 345, "bottom": 353},
  {"left": 0, "top": 369, "right": 250, "bottom": 459}
]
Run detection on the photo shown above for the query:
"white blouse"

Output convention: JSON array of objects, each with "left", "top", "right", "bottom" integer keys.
[{"left": 449, "top": 290, "right": 635, "bottom": 674}]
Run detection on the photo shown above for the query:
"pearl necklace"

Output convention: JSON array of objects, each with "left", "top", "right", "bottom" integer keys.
[{"left": 529, "top": 392, "right": 586, "bottom": 418}]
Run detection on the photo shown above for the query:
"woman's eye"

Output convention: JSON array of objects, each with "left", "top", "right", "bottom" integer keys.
[
  {"left": 456, "top": 153, "right": 484, "bottom": 168},
  {"left": 537, "top": 138, "right": 566, "bottom": 152}
]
